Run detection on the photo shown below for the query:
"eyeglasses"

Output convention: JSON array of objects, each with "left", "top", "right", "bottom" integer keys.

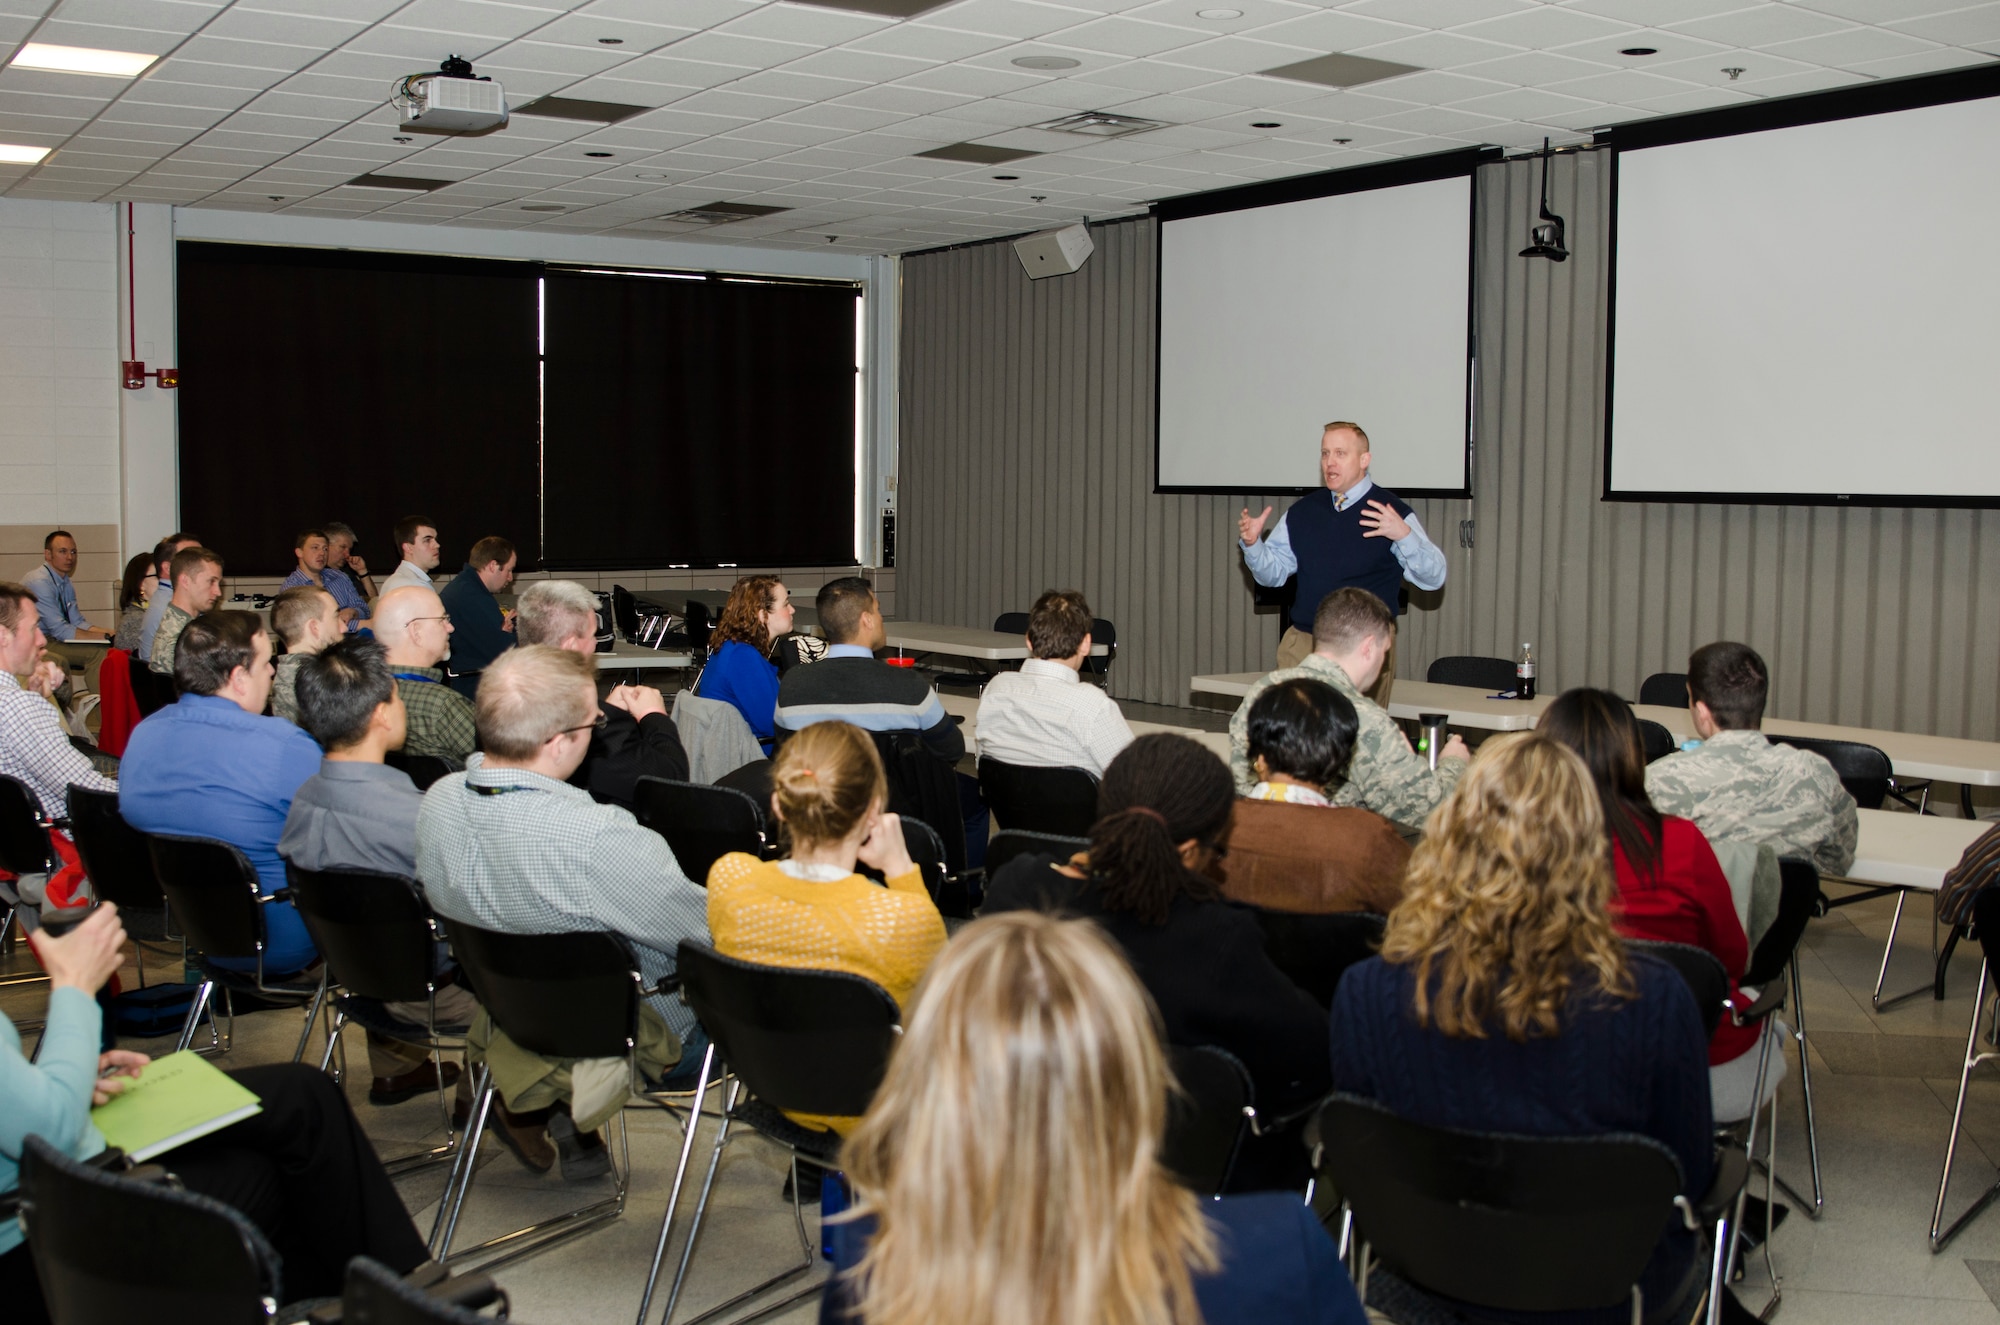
[
  {"left": 556, "top": 713, "right": 608, "bottom": 738},
  {"left": 409, "top": 614, "right": 452, "bottom": 627}
]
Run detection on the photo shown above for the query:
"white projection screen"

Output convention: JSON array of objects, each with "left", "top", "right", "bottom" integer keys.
[
  {"left": 1156, "top": 155, "right": 1477, "bottom": 495},
  {"left": 1608, "top": 78, "right": 2000, "bottom": 503}
]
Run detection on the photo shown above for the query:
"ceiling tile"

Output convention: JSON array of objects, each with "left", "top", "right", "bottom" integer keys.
[
  {"left": 922, "top": 0, "right": 1103, "bottom": 41},
  {"left": 43, "top": 0, "right": 220, "bottom": 29},
  {"left": 1363, "top": 69, "right": 1512, "bottom": 105},
  {"left": 480, "top": 40, "right": 636, "bottom": 77},
  {"left": 1082, "top": 56, "right": 1227, "bottom": 92},
  {"left": 1890, "top": 5, "right": 2000, "bottom": 46},
  {"left": 1038, "top": 15, "right": 1210, "bottom": 56},
  {"left": 832, "top": 83, "right": 977, "bottom": 113},
  {"left": 1348, "top": 30, "right": 1520, "bottom": 70},
  {"left": 1847, "top": 48, "right": 1994, "bottom": 79},
  {"left": 720, "top": 3, "right": 897, "bottom": 45},
  {"left": 1543, "top": 67, "right": 1702, "bottom": 104},
  {"left": 1246, "top": 9, "right": 1424, "bottom": 53},
  {"left": 1731, "top": 66, "right": 1869, "bottom": 97},
  {"left": 384, "top": 0, "right": 569, "bottom": 41},
  {"left": 1551, "top": 29, "right": 1731, "bottom": 67},
  {"left": 1666, "top": 4, "right": 1856, "bottom": 49},
  {"left": 1340, "top": 0, "right": 1532, "bottom": 29},
  {"left": 730, "top": 67, "right": 874, "bottom": 99},
  {"left": 1563, "top": 0, "right": 1745, "bottom": 23},
  {"left": 1447, "top": 86, "right": 1603, "bottom": 122},
  {"left": 891, "top": 62, "right": 1043, "bottom": 96},
  {"left": 930, "top": 95, "right": 1062, "bottom": 126},
  {"left": 32, "top": 22, "right": 187, "bottom": 52},
  {"left": 1789, "top": 0, "right": 1965, "bottom": 20},
  {"left": 1449, "top": 5, "right": 1637, "bottom": 50},
  {"left": 846, "top": 23, "right": 1014, "bottom": 61},
  {"left": 1623, "top": 85, "right": 1757, "bottom": 116},
  {"left": 1187, "top": 73, "right": 1336, "bottom": 106},
  {"left": 1166, "top": 35, "right": 1321, "bottom": 75}
]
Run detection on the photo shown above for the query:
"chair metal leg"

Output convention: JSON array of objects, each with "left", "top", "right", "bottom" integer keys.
[
  {"left": 1775, "top": 958, "right": 1825, "bottom": 1219},
  {"left": 637, "top": 1044, "right": 720, "bottom": 1325},
  {"left": 1931, "top": 960, "right": 2000, "bottom": 1253},
  {"left": 174, "top": 980, "right": 214, "bottom": 1053},
  {"left": 433, "top": 1065, "right": 495, "bottom": 1258},
  {"left": 291, "top": 978, "right": 330, "bottom": 1064}
]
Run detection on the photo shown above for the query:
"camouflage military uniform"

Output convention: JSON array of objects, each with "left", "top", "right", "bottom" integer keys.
[
  {"left": 148, "top": 603, "right": 193, "bottom": 676},
  {"left": 1644, "top": 728, "right": 1858, "bottom": 877},
  {"left": 1228, "top": 652, "right": 1465, "bottom": 832},
  {"left": 395, "top": 665, "right": 478, "bottom": 767}
]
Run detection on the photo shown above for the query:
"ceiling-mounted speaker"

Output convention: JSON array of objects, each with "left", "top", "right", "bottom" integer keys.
[{"left": 1013, "top": 223, "right": 1094, "bottom": 279}]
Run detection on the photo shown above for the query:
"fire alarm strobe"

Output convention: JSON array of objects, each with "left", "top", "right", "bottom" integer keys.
[
  {"left": 122, "top": 361, "right": 178, "bottom": 390},
  {"left": 395, "top": 55, "right": 508, "bottom": 135}
]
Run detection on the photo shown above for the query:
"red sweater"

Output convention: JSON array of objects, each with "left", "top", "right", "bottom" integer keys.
[{"left": 1612, "top": 816, "right": 1759, "bottom": 1066}]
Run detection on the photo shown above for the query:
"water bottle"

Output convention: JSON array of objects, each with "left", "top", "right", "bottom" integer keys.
[
  {"left": 820, "top": 1168, "right": 849, "bottom": 1264},
  {"left": 1516, "top": 643, "right": 1536, "bottom": 701}
]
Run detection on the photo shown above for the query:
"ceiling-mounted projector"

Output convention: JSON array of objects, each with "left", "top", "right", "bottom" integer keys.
[{"left": 394, "top": 55, "right": 507, "bottom": 135}]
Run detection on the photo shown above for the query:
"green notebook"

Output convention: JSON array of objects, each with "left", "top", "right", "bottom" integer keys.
[{"left": 90, "top": 1051, "right": 263, "bottom": 1162}]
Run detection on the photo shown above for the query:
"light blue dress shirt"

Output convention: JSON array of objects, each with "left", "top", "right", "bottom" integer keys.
[
  {"left": 1239, "top": 476, "right": 1449, "bottom": 592},
  {"left": 22, "top": 563, "right": 92, "bottom": 642}
]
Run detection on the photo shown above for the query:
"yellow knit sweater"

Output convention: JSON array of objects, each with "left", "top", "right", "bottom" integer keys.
[{"left": 705, "top": 852, "right": 947, "bottom": 1135}]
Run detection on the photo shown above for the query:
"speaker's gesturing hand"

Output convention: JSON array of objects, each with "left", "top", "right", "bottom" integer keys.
[
  {"left": 1238, "top": 505, "right": 1272, "bottom": 546},
  {"left": 1358, "top": 500, "right": 1410, "bottom": 541}
]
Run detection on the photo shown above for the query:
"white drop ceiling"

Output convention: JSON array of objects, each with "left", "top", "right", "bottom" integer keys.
[{"left": 1, "top": 0, "right": 1995, "bottom": 254}]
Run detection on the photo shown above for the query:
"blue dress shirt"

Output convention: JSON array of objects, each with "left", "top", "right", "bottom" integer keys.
[
  {"left": 22, "top": 563, "right": 92, "bottom": 641},
  {"left": 118, "top": 694, "right": 326, "bottom": 972},
  {"left": 280, "top": 566, "right": 369, "bottom": 629},
  {"left": 1240, "top": 476, "right": 1449, "bottom": 592}
]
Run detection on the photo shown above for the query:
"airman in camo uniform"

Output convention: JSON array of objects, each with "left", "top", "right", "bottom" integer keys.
[
  {"left": 1642, "top": 641, "right": 1858, "bottom": 878},
  {"left": 1229, "top": 588, "right": 1467, "bottom": 832}
]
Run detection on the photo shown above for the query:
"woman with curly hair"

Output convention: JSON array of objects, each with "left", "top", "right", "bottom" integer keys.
[
  {"left": 696, "top": 574, "right": 793, "bottom": 752},
  {"left": 1329, "top": 733, "right": 1721, "bottom": 1325},
  {"left": 824, "top": 910, "right": 1364, "bottom": 1325}
]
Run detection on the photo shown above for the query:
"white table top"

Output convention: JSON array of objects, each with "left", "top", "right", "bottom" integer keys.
[
  {"left": 885, "top": 621, "right": 1107, "bottom": 662},
  {"left": 1190, "top": 674, "right": 1544, "bottom": 732},
  {"left": 1842, "top": 810, "right": 1991, "bottom": 892},
  {"left": 595, "top": 641, "right": 693, "bottom": 671}
]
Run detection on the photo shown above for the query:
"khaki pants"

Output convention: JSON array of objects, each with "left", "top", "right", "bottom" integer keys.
[
  {"left": 1276, "top": 626, "right": 1397, "bottom": 708},
  {"left": 42, "top": 639, "right": 105, "bottom": 702},
  {"left": 366, "top": 982, "right": 482, "bottom": 1079}
]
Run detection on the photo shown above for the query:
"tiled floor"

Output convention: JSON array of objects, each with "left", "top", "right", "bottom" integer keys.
[{"left": 8, "top": 801, "right": 2000, "bottom": 1322}]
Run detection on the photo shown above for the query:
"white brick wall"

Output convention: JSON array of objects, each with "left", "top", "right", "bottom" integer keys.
[{"left": 0, "top": 199, "right": 120, "bottom": 529}]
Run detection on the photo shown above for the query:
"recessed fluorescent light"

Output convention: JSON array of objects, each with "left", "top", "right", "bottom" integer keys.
[
  {"left": 0, "top": 143, "right": 52, "bottom": 164},
  {"left": 11, "top": 43, "right": 158, "bottom": 77}
]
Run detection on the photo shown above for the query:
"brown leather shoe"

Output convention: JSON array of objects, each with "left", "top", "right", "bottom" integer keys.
[
  {"left": 490, "top": 1104, "right": 557, "bottom": 1173},
  {"left": 368, "top": 1059, "right": 462, "bottom": 1106}
]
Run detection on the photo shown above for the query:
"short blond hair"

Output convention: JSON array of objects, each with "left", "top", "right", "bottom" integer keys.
[
  {"left": 474, "top": 645, "right": 595, "bottom": 759},
  {"left": 271, "top": 585, "right": 334, "bottom": 647},
  {"left": 1322, "top": 420, "right": 1370, "bottom": 450}
]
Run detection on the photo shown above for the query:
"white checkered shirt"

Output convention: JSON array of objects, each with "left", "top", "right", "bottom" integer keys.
[
  {"left": 973, "top": 658, "right": 1134, "bottom": 779},
  {"left": 415, "top": 754, "right": 709, "bottom": 1036},
  {"left": 0, "top": 672, "right": 116, "bottom": 817}
]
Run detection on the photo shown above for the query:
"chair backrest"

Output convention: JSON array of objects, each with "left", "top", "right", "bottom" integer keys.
[
  {"left": 1769, "top": 735, "right": 1891, "bottom": 809},
  {"left": 128, "top": 649, "right": 177, "bottom": 716},
  {"left": 1626, "top": 938, "right": 1727, "bottom": 1040},
  {"left": 343, "top": 1256, "right": 506, "bottom": 1325},
  {"left": 1251, "top": 909, "right": 1386, "bottom": 1010},
  {"left": 147, "top": 833, "right": 268, "bottom": 960},
  {"left": 976, "top": 757, "right": 1099, "bottom": 838},
  {"left": 991, "top": 613, "right": 1117, "bottom": 679},
  {"left": 882, "top": 814, "right": 971, "bottom": 918},
  {"left": 384, "top": 750, "right": 456, "bottom": 792},
  {"left": 1638, "top": 672, "right": 1689, "bottom": 708},
  {"left": 1426, "top": 655, "right": 1517, "bottom": 691},
  {"left": 64, "top": 786, "right": 164, "bottom": 910},
  {"left": 676, "top": 941, "right": 902, "bottom": 1120},
  {"left": 683, "top": 600, "right": 715, "bottom": 656},
  {"left": 1637, "top": 718, "right": 1677, "bottom": 764},
  {"left": 985, "top": 829, "right": 1090, "bottom": 879},
  {"left": 1745, "top": 858, "right": 1822, "bottom": 988},
  {"left": 20, "top": 1134, "right": 282, "bottom": 1324},
  {"left": 871, "top": 730, "right": 967, "bottom": 874},
  {"left": 446, "top": 920, "right": 643, "bottom": 1061},
  {"left": 610, "top": 584, "right": 642, "bottom": 642},
  {"left": 1974, "top": 886, "right": 2000, "bottom": 968},
  {"left": 0, "top": 773, "right": 53, "bottom": 878},
  {"left": 284, "top": 863, "right": 439, "bottom": 1004},
  {"left": 991, "top": 611, "right": 1029, "bottom": 636},
  {"left": 1162, "top": 1044, "right": 1252, "bottom": 1196},
  {"left": 1315, "top": 1093, "right": 1682, "bottom": 1313},
  {"left": 632, "top": 777, "right": 768, "bottom": 885}
]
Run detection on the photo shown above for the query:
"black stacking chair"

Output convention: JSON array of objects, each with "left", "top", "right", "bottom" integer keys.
[
  {"left": 1640, "top": 672, "right": 1690, "bottom": 708},
  {"left": 1162, "top": 1044, "right": 1254, "bottom": 1196},
  {"left": 991, "top": 611, "right": 1119, "bottom": 686},
  {"left": 284, "top": 863, "right": 469, "bottom": 1169},
  {"left": 65, "top": 784, "right": 166, "bottom": 985},
  {"left": 1638, "top": 718, "right": 1678, "bottom": 764},
  {"left": 639, "top": 942, "right": 902, "bottom": 1325},
  {"left": 1251, "top": 909, "right": 1386, "bottom": 1010},
  {"left": 1426, "top": 655, "right": 1517, "bottom": 692},
  {"left": 1769, "top": 735, "right": 1891, "bottom": 810},
  {"left": 1736, "top": 858, "right": 1826, "bottom": 1224},
  {"left": 128, "top": 649, "right": 178, "bottom": 716},
  {"left": 0, "top": 775, "right": 55, "bottom": 993},
  {"left": 384, "top": 750, "right": 456, "bottom": 792},
  {"left": 896, "top": 815, "right": 971, "bottom": 918},
  {"left": 146, "top": 832, "right": 327, "bottom": 1059},
  {"left": 18, "top": 1133, "right": 284, "bottom": 1324},
  {"left": 1931, "top": 887, "right": 2000, "bottom": 1252},
  {"left": 985, "top": 828, "right": 1089, "bottom": 880},
  {"left": 1313, "top": 1094, "right": 1747, "bottom": 1325},
  {"left": 343, "top": 1256, "right": 509, "bottom": 1325},
  {"left": 976, "top": 756, "right": 1099, "bottom": 837},
  {"left": 632, "top": 777, "right": 771, "bottom": 884},
  {"left": 872, "top": 730, "right": 967, "bottom": 874},
  {"left": 1628, "top": 939, "right": 1729, "bottom": 1041},
  {"left": 437, "top": 923, "right": 696, "bottom": 1269}
]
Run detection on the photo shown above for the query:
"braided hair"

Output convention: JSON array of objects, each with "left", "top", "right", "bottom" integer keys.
[{"left": 1089, "top": 734, "right": 1235, "bottom": 925}]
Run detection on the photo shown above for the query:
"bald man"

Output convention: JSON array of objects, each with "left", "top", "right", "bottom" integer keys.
[{"left": 375, "top": 586, "right": 476, "bottom": 767}]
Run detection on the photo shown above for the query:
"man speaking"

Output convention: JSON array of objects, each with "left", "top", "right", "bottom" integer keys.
[{"left": 1236, "top": 421, "right": 1447, "bottom": 701}]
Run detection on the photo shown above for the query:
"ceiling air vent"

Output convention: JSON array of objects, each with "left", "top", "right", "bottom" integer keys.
[
  {"left": 514, "top": 95, "right": 652, "bottom": 124},
  {"left": 915, "top": 142, "right": 1040, "bottom": 165},
  {"left": 1259, "top": 53, "right": 1422, "bottom": 88},
  {"left": 343, "top": 173, "right": 451, "bottom": 191},
  {"left": 657, "top": 201, "right": 790, "bottom": 225},
  {"left": 1033, "top": 111, "right": 1169, "bottom": 138}
]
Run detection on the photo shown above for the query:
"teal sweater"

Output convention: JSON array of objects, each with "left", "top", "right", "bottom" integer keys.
[{"left": 1, "top": 988, "right": 107, "bottom": 1255}]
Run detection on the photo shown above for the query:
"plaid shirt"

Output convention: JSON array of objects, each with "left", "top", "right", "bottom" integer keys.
[
  {"left": 415, "top": 756, "right": 709, "bottom": 1034},
  {"left": 394, "top": 666, "right": 477, "bottom": 766},
  {"left": 0, "top": 671, "right": 116, "bottom": 816}
]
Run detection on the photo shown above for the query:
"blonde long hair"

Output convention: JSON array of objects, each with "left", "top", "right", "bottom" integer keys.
[
  {"left": 1380, "top": 733, "right": 1634, "bottom": 1041},
  {"left": 837, "top": 912, "right": 1217, "bottom": 1325}
]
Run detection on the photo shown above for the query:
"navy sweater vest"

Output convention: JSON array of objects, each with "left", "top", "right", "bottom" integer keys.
[{"left": 1284, "top": 486, "right": 1412, "bottom": 630}]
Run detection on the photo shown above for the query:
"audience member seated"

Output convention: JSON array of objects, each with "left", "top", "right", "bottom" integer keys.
[
  {"left": 775, "top": 577, "right": 963, "bottom": 765},
  {"left": 1228, "top": 587, "right": 1467, "bottom": 831},
  {"left": 417, "top": 646, "right": 712, "bottom": 1175},
  {"left": 436, "top": 535, "right": 518, "bottom": 700},
  {"left": 974, "top": 589, "right": 1133, "bottom": 778},
  {"left": 1542, "top": 689, "right": 1786, "bottom": 1137},
  {"left": 1216, "top": 677, "right": 1409, "bottom": 915},
  {"left": 147, "top": 545, "right": 225, "bottom": 676},
  {"left": 708, "top": 720, "right": 946, "bottom": 1136},
  {"left": 985, "top": 733, "right": 1328, "bottom": 1190},
  {"left": 515, "top": 579, "right": 689, "bottom": 809},
  {"left": 1646, "top": 642, "right": 1858, "bottom": 878},
  {"left": 268, "top": 586, "right": 340, "bottom": 725},
  {"left": 373, "top": 585, "right": 477, "bottom": 767},
  {"left": 0, "top": 582, "right": 117, "bottom": 910},
  {"left": 23, "top": 530, "right": 109, "bottom": 699},
  {"left": 136, "top": 532, "right": 199, "bottom": 660},
  {"left": 1330, "top": 733, "right": 1728, "bottom": 1325},
  {"left": 120, "top": 611, "right": 323, "bottom": 975},
  {"left": 696, "top": 575, "right": 792, "bottom": 754},
  {"left": 0, "top": 905, "right": 436, "bottom": 1325},
  {"left": 323, "top": 521, "right": 376, "bottom": 603},
  {"left": 111, "top": 552, "right": 154, "bottom": 653},
  {"left": 279, "top": 637, "right": 482, "bottom": 1114},
  {"left": 822, "top": 910, "right": 1365, "bottom": 1325},
  {"left": 279, "top": 528, "right": 365, "bottom": 632},
  {"left": 378, "top": 514, "right": 442, "bottom": 596}
]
